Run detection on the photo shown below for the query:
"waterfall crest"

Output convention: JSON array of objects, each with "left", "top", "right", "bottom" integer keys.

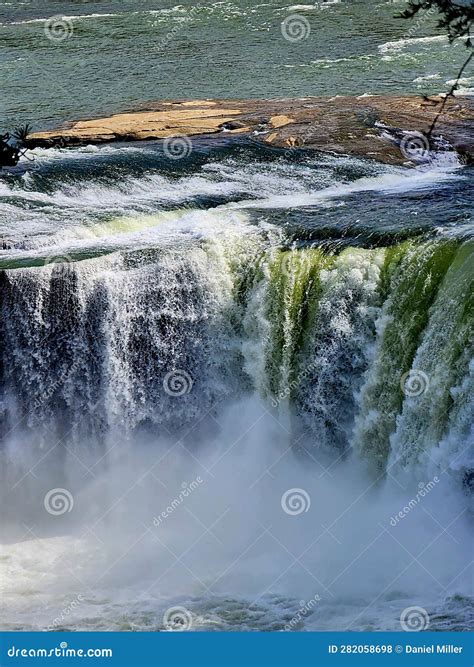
[{"left": 1, "top": 237, "right": 472, "bottom": 484}]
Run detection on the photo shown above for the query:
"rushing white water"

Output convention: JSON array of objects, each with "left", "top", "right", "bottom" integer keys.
[{"left": 0, "top": 145, "right": 472, "bottom": 632}]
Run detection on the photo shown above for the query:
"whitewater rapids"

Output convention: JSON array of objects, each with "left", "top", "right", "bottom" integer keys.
[{"left": 0, "top": 141, "right": 472, "bottom": 632}]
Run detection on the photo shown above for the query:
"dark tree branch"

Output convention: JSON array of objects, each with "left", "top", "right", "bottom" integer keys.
[
  {"left": 0, "top": 123, "right": 35, "bottom": 168},
  {"left": 398, "top": 1, "right": 473, "bottom": 45},
  {"left": 427, "top": 47, "right": 473, "bottom": 138},
  {"left": 399, "top": 1, "right": 473, "bottom": 146}
]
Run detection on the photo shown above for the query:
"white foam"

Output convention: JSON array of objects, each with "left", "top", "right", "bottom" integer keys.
[
  {"left": 1, "top": 411, "right": 471, "bottom": 631},
  {"left": 454, "top": 87, "right": 474, "bottom": 96},
  {"left": 413, "top": 73, "right": 441, "bottom": 83},
  {"left": 0, "top": 209, "right": 258, "bottom": 264},
  {"left": 448, "top": 76, "right": 474, "bottom": 96},
  {"left": 446, "top": 76, "right": 474, "bottom": 86},
  {"left": 287, "top": 4, "right": 316, "bottom": 10},
  {"left": 379, "top": 35, "right": 446, "bottom": 54},
  {"left": 221, "top": 159, "right": 463, "bottom": 211},
  {"left": 3, "top": 13, "right": 119, "bottom": 25}
]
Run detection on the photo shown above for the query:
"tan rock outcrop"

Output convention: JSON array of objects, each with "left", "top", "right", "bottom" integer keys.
[{"left": 26, "top": 96, "right": 474, "bottom": 166}]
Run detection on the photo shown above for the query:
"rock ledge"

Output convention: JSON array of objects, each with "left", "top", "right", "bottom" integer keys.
[{"left": 26, "top": 96, "right": 474, "bottom": 166}]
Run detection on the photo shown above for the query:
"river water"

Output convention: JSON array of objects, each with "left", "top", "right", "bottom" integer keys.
[
  {"left": 1, "top": 0, "right": 473, "bottom": 128},
  {"left": 0, "top": 0, "right": 473, "bottom": 634}
]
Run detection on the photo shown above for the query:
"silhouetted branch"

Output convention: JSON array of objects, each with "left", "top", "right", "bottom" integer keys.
[
  {"left": 0, "top": 124, "right": 33, "bottom": 169},
  {"left": 427, "top": 48, "right": 473, "bottom": 138},
  {"left": 399, "top": 1, "right": 473, "bottom": 148},
  {"left": 398, "top": 0, "right": 473, "bottom": 45}
]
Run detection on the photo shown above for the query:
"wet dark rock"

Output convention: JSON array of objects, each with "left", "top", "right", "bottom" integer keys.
[{"left": 25, "top": 96, "right": 474, "bottom": 166}]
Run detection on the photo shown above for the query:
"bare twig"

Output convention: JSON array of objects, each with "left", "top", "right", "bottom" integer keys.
[{"left": 427, "top": 47, "right": 473, "bottom": 139}]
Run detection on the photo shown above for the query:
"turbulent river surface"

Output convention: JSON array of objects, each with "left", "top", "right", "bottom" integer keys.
[
  {"left": 0, "top": 139, "right": 472, "bottom": 632},
  {"left": 0, "top": 0, "right": 473, "bottom": 635},
  {"left": 1, "top": 0, "right": 473, "bottom": 128}
]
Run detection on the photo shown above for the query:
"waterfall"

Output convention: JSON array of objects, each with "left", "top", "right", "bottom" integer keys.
[
  {"left": 1, "top": 235, "right": 472, "bottom": 486},
  {"left": 388, "top": 242, "right": 474, "bottom": 478},
  {"left": 352, "top": 240, "right": 460, "bottom": 472}
]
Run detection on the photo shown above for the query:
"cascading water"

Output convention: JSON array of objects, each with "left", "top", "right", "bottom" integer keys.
[
  {"left": 2, "top": 237, "right": 471, "bottom": 474},
  {"left": 0, "top": 141, "right": 472, "bottom": 632}
]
